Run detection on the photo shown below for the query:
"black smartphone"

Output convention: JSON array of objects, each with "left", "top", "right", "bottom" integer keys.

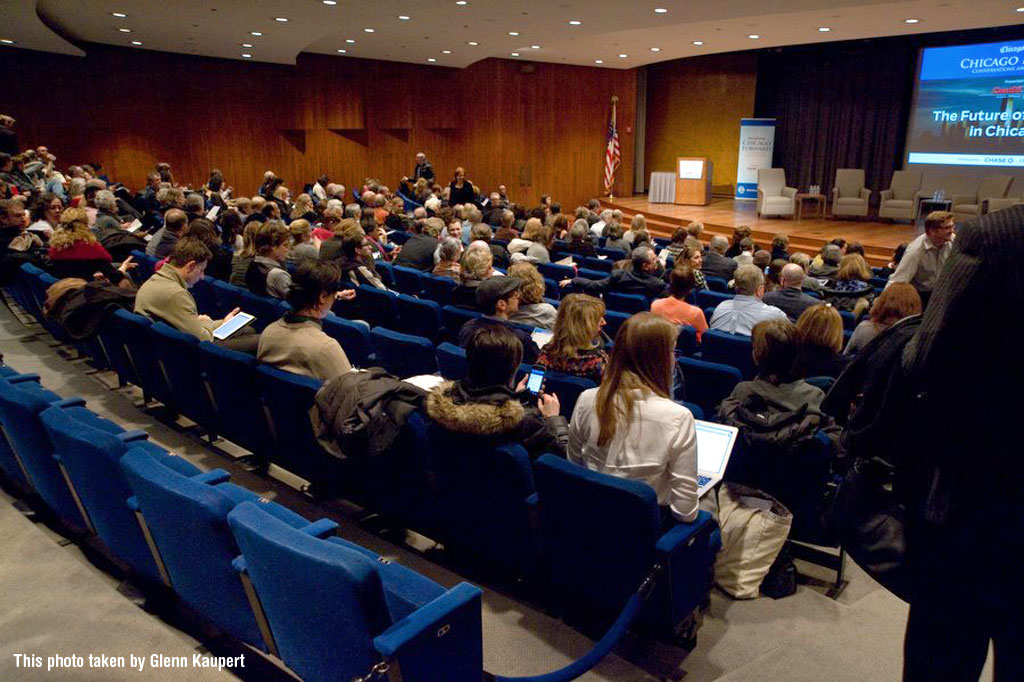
[{"left": 525, "top": 365, "right": 546, "bottom": 396}]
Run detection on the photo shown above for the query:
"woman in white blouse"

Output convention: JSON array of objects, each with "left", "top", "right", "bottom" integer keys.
[{"left": 568, "top": 312, "right": 699, "bottom": 522}]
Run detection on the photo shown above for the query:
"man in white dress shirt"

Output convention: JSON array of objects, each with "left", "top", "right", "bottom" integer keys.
[{"left": 710, "top": 264, "right": 787, "bottom": 336}]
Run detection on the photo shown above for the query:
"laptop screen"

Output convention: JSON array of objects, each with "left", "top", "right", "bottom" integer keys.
[{"left": 694, "top": 420, "right": 738, "bottom": 475}]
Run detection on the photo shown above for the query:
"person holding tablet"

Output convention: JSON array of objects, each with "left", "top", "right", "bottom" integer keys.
[{"left": 257, "top": 260, "right": 354, "bottom": 381}]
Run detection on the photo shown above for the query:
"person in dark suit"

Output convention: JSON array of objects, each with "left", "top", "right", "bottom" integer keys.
[
  {"left": 702, "top": 235, "right": 739, "bottom": 281},
  {"left": 764, "top": 263, "right": 821, "bottom": 321},
  {"left": 562, "top": 246, "right": 668, "bottom": 299},
  {"left": 411, "top": 152, "right": 435, "bottom": 183},
  {"left": 392, "top": 219, "right": 441, "bottom": 272},
  {"left": 897, "top": 205, "right": 1024, "bottom": 681}
]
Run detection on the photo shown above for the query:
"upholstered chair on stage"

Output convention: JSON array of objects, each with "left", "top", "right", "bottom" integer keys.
[
  {"left": 756, "top": 168, "right": 797, "bottom": 218},
  {"left": 830, "top": 169, "right": 871, "bottom": 218},
  {"left": 985, "top": 185, "right": 1024, "bottom": 214},
  {"left": 878, "top": 170, "right": 922, "bottom": 221},
  {"left": 951, "top": 174, "right": 1014, "bottom": 220}
]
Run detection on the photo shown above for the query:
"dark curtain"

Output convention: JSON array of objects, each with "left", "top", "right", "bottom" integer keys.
[{"left": 754, "top": 39, "right": 917, "bottom": 202}]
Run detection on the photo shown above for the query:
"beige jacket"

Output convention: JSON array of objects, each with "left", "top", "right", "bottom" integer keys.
[
  {"left": 134, "top": 266, "right": 218, "bottom": 341},
  {"left": 257, "top": 317, "right": 352, "bottom": 381}
]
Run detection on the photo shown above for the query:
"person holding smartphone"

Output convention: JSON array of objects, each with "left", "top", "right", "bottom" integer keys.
[{"left": 425, "top": 325, "right": 567, "bottom": 460}]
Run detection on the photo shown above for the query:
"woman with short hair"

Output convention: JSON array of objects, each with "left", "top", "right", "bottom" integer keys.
[
  {"left": 795, "top": 303, "right": 850, "bottom": 378},
  {"left": 650, "top": 264, "right": 708, "bottom": 341},
  {"left": 569, "top": 312, "right": 699, "bottom": 523},
  {"left": 844, "top": 282, "right": 921, "bottom": 355},
  {"left": 508, "top": 262, "right": 558, "bottom": 330},
  {"left": 536, "top": 293, "right": 608, "bottom": 383}
]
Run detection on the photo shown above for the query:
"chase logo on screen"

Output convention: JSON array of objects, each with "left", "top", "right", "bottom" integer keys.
[{"left": 921, "top": 40, "right": 1024, "bottom": 81}]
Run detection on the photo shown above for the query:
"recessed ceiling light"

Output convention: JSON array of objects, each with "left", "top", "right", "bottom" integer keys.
[
  {"left": 274, "top": 17, "right": 288, "bottom": 22},
  {"left": 337, "top": 48, "right": 346, "bottom": 53},
  {"left": 364, "top": 27, "right": 375, "bottom": 33},
  {"left": 455, "top": 0, "right": 467, "bottom": 4},
  {"left": 346, "top": 39, "right": 355, "bottom": 43},
  {"left": 595, "top": 59, "right": 603, "bottom": 64},
  {"left": 654, "top": 8, "right": 668, "bottom": 13},
  {"left": 650, "top": 47, "right": 661, "bottom": 52},
  {"left": 818, "top": 27, "right": 831, "bottom": 32},
  {"left": 748, "top": 34, "right": 760, "bottom": 39},
  {"left": 323, "top": 0, "right": 337, "bottom": 4},
  {"left": 398, "top": 15, "right": 410, "bottom": 20},
  {"left": 251, "top": 31, "right": 262, "bottom": 36},
  {"left": 0, "top": 39, "right": 14, "bottom": 44},
  {"left": 241, "top": 42, "right": 253, "bottom": 47},
  {"left": 618, "top": 53, "right": 628, "bottom": 58},
  {"left": 427, "top": 57, "right": 437, "bottom": 62},
  {"left": 531, "top": 45, "right": 540, "bottom": 49},
  {"left": 693, "top": 40, "right": 704, "bottom": 46},
  {"left": 241, "top": 53, "right": 252, "bottom": 58},
  {"left": 568, "top": 19, "right": 582, "bottom": 25},
  {"left": 509, "top": 31, "right": 519, "bottom": 36},
  {"left": 467, "top": 41, "right": 478, "bottom": 46},
  {"left": 511, "top": 52, "right": 520, "bottom": 57},
  {"left": 1017, "top": 6, "right": 1024, "bottom": 11},
  {"left": 442, "top": 49, "right": 452, "bottom": 54},
  {"left": 131, "top": 40, "right": 142, "bottom": 45},
  {"left": 118, "top": 28, "right": 132, "bottom": 33},
  {"left": 112, "top": 12, "right": 127, "bottom": 18},
  {"left": 904, "top": 18, "right": 919, "bottom": 23}
]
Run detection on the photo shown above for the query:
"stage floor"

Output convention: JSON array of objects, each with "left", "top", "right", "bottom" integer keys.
[{"left": 603, "top": 195, "right": 917, "bottom": 266}]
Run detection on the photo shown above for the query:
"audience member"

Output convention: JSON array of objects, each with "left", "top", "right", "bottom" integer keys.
[
  {"left": 181, "top": 218, "right": 232, "bottom": 281},
  {"left": 623, "top": 214, "right": 646, "bottom": 245},
  {"left": 564, "top": 246, "right": 668, "bottom": 299},
  {"left": 411, "top": 152, "right": 435, "bottom": 183},
  {"left": 285, "top": 219, "right": 318, "bottom": 266},
  {"left": 796, "top": 304, "right": 850, "bottom": 378},
  {"left": 449, "top": 167, "right": 476, "bottom": 206},
  {"left": 257, "top": 260, "right": 353, "bottom": 380},
  {"left": 569, "top": 312, "right": 699, "bottom": 523},
  {"left": 789, "top": 252, "right": 822, "bottom": 293},
  {"left": 709, "top": 264, "right": 787, "bottom": 335},
  {"left": 771, "top": 234, "right": 790, "bottom": 261},
  {"left": 824, "top": 253, "right": 875, "bottom": 317},
  {"left": 875, "top": 243, "right": 907, "bottom": 280},
  {"left": 507, "top": 262, "right": 557, "bottom": 330},
  {"left": 725, "top": 225, "right": 752, "bottom": 258},
  {"left": 334, "top": 224, "right": 388, "bottom": 290},
  {"left": 230, "top": 221, "right": 259, "bottom": 286},
  {"left": 604, "top": 222, "right": 630, "bottom": 253},
  {"left": 764, "top": 262, "right": 820, "bottom": 321},
  {"left": 451, "top": 246, "right": 495, "bottom": 308},
  {"left": 458, "top": 277, "right": 540, "bottom": 363},
  {"left": 733, "top": 237, "right": 756, "bottom": 266},
  {"left": 650, "top": 264, "right": 708, "bottom": 341},
  {"left": 48, "top": 208, "right": 133, "bottom": 286},
  {"left": 565, "top": 219, "right": 596, "bottom": 257},
  {"left": 433, "top": 237, "right": 464, "bottom": 280},
  {"left": 426, "top": 324, "right": 566, "bottom": 460},
  {"left": 148, "top": 208, "right": 188, "bottom": 259},
  {"left": 471, "top": 222, "right": 510, "bottom": 268},
  {"left": 681, "top": 245, "right": 708, "bottom": 291},
  {"left": 703, "top": 235, "right": 738, "bottom": 280},
  {"left": 887, "top": 210, "right": 954, "bottom": 306},
  {"left": 844, "top": 282, "right": 921, "bottom": 355},
  {"left": 809, "top": 243, "right": 842, "bottom": 278},
  {"left": 393, "top": 218, "right": 441, "bottom": 271},
  {"left": 508, "top": 218, "right": 544, "bottom": 258},
  {"left": 590, "top": 209, "right": 612, "bottom": 238},
  {"left": 245, "top": 220, "right": 292, "bottom": 298},
  {"left": 27, "top": 193, "right": 61, "bottom": 239},
  {"left": 536, "top": 294, "right": 608, "bottom": 383}
]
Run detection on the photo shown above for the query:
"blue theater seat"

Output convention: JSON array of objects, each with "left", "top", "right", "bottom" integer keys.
[
  {"left": 114, "top": 309, "right": 173, "bottom": 406},
  {"left": 371, "top": 327, "right": 438, "bottom": 377},
  {"left": 149, "top": 322, "right": 216, "bottom": 433},
  {"left": 391, "top": 265, "right": 425, "bottom": 296},
  {"left": 701, "top": 329, "right": 756, "bottom": 379},
  {"left": 197, "top": 342, "right": 269, "bottom": 456},
  {"left": 239, "top": 291, "right": 288, "bottom": 332},
  {"left": 676, "top": 356, "right": 744, "bottom": 418},
  {"left": 420, "top": 274, "right": 457, "bottom": 307},
  {"left": 696, "top": 289, "right": 734, "bottom": 311},
  {"left": 435, "top": 343, "right": 468, "bottom": 381},
  {"left": 321, "top": 314, "right": 374, "bottom": 368},
  {"left": 396, "top": 294, "right": 444, "bottom": 343},
  {"left": 255, "top": 366, "right": 334, "bottom": 488},
  {"left": 605, "top": 292, "right": 649, "bottom": 314},
  {"left": 355, "top": 285, "right": 400, "bottom": 329},
  {"left": 544, "top": 371, "right": 597, "bottom": 419}
]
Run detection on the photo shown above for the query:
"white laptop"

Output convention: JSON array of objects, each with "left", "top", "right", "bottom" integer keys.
[{"left": 694, "top": 420, "right": 739, "bottom": 497}]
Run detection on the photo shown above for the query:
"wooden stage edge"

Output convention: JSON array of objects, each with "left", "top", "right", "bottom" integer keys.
[{"left": 601, "top": 195, "right": 918, "bottom": 268}]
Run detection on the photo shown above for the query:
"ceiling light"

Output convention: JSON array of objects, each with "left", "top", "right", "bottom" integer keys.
[
  {"left": 427, "top": 57, "right": 436, "bottom": 62},
  {"left": 131, "top": 40, "right": 142, "bottom": 45},
  {"left": 509, "top": 31, "right": 519, "bottom": 36},
  {"left": 531, "top": 45, "right": 540, "bottom": 49},
  {"left": 442, "top": 49, "right": 452, "bottom": 54},
  {"left": 241, "top": 53, "right": 252, "bottom": 58},
  {"left": 364, "top": 27, "right": 375, "bottom": 32},
  {"left": 467, "top": 41, "right": 478, "bottom": 46},
  {"left": 323, "top": 0, "right": 337, "bottom": 4},
  {"left": 818, "top": 27, "right": 830, "bottom": 32},
  {"left": 118, "top": 28, "right": 132, "bottom": 33},
  {"left": 595, "top": 59, "right": 603, "bottom": 64},
  {"left": 654, "top": 8, "right": 668, "bottom": 13},
  {"left": 398, "top": 15, "right": 410, "bottom": 20},
  {"left": 251, "top": 31, "right": 262, "bottom": 36},
  {"left": 1017, "top": 6, "right": 1024, "bottom": 11},
  {"left": 748, "top": 34, "right": 760, "bottom": 39},
  {"left": 346, "top": 39, "right": 355, "bottom": 43},
  {"left": 904, "top": 18, "right": 919, "bottom": 23},
  {"left": 275, "top": 17, "right": 288, "bottom": 22},
  {"left": 568, "top": 19, "right": 581, "bottom": 25},
  {"left": 112, "top": 12, "right": 127, "bottom": 18},
  {"left": 650, "top": 47, "right": 661, "bottom": 52},
  {"left": 0, "top": 39, "right": 14, "bottom": 44},
  {"left": 693, "top": 40, "right": 704, "bottom": 46},
  {"left": 337, "top": 48, "right": 346, "bottom": 53},
  {"left": 455, "top": 0, "right": 467, "bottom": 4},
  {"left": 618, "top": 53, "right": 628, "bottom": 58},
  {"left": 241, "top": 42, "right": 253, "bottom": 47},
  {"left": 511, "top": 52, "right": 520, "bottom": 57}
]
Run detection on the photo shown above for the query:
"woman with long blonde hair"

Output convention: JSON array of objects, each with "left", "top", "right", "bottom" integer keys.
[
  {"left": 568, "top": 312, "right": 699, "bottom": 522},
  {"left": 48, "top": 208, "right": 134, "bottom": 286},
  {"left": 536, "top": 294, "right": 608, "bottom": 382}
]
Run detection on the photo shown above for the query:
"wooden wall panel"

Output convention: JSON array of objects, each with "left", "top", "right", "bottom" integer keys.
[
  {"left": 644, "top": 54, "right": 757, "bottom": 196},
  {"left": 0, "top": 45, "right": 634, "bottom": 208}
]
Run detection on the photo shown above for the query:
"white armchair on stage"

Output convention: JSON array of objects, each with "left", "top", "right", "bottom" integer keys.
[
  {"left": 878, "top": 170, "right": 922, "bottom": 221},
  {"left": 830, "top": 169, "right": 871, "bottom": 218},
  {"left": 756, "top": 168, "right": 797, "bottom": 218},
  {"left": 951, "top": 175, "right": 1014, "bottom": 220},
  {"left": 985, "top": 186, "right": 1024, "bottom": 214}
]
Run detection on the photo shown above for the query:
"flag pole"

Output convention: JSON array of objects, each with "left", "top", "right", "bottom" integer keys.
[{"left": 605, "top": 96, "right": 620, "bottom": 201}]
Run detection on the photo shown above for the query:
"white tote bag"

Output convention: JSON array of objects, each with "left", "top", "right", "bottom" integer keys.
[{"left": 714, "top": 482, "right": 793, "bottom": 599}]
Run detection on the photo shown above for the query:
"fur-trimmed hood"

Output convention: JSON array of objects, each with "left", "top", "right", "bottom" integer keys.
[{"left": 425, "top": 380, "right": 525, "bottom": 436}]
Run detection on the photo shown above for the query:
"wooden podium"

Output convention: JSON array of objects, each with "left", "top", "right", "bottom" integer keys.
[{"left": 674, "top": 157, "right": 713, "bottom": 206}]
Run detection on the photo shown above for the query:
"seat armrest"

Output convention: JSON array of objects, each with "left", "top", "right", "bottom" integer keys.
[
  {"left": 830, "top": 187, "right": 839, "bottom": 202},
  {"left": 126, "top": 495, "right": 140, "bottom": 512},
  {"left": 879, "top": 189, "right": 893, "bottom": 202},
  {"left": 859, "top": 188, "right": 871, "bottom": 201},
  {"left": 299, "top": 518, "right": 338, "bottom": 538},
  {"left": 756, "top": 188, "right": 764, "bottom": 199},
  {"left": 191, "top": 468, "right": 231, "bottom": 485},
  {"left": 951, "top": 193, "right": 973, "bottom": 206},
  {"left": 782, "top": 187, "right": 797, "bottom": 198},
  {"left": 116, "top": 430, "right": 150, "bottom": 443},
  {"left": 654, "top": 510, "right": 716, "bottom": 554},
  {"left": 373, "top": 582, "right": 483, "bottom": 658},
  {"left": 525, "top": 493, "right": 539, "bottom": 508},
  {"left": 231, "top": 555, "right": 246, "bottom": 575},
  {"left": 51, "top": 397, "right": 87, "bottom": 408},
  {"left": 7, "top": 373, "right": 41, "bottom": 384}
]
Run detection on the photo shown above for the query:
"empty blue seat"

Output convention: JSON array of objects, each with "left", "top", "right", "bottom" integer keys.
[
  {"left": 371, "top": 327, "right": 437, "bottom": 377},
  {"left": 113, "top": 309, "right": 173, "bottom": 406},
  {"left": 677, "top": 355, "right": 744, "bottom": 418},
  {"left": 420, "top": 274, "right": 457, "bottom": 306},
  {"left": 39, "top": 406, "right": 199, "bottom": 582},
  {"left": 395, "top": 294, "right": 444, "bottom": 343},
  {"left": 596, "top": 247, "right": 627, "bottom": 260},
  {"left": 701, "top": 329, "right": 755, "bottom": 379},
  {"left": 675, "top": 324, "right": 699, "bottom": 357},
  {"left": 120, "top": 448, "right": 329, "bottom": 651},
  {"left": 190, "top": 276, "right": 221, "bottom": 317},
  {"left": 605, "top": 292, "right": 649, "bottom": 314},
  {"left": 130, "top": 250, "right": 156, "bottom": 283},
  {"left": 239, "top": 291, "right": 287, "bottom": 332},
  {"left": 391, "top": 265, "right": 425, "bottom": 296},
  {"left": 544, "top": 371, "right": 597, "bottom": 419},
  {"left": 543, "top": 277, "right": 560, "bottom": 301},
  {"left": 705, "top": 275, "right": 730, "bottom": 293},
  {"left": 580, "top": 256, "right": 615, "bottom": 273},
  {"left": 538, "top": 262, "right": 575, "bottom": 281},
  {"left": 149, "top": 322, "right": 216, "bottom": 434},
  {"left": 696, "top": 289, "right": 734, "bottom": 311},
  {"left": 197, "top": 342, "right": 269, "bottom": 456},
  {"left": 355, "top": 285, "right": 400, "bottom": 329},
  {"left": 322, "top": 314, "right": 374, "bottom": 368},
  {"left": 435, "top": 343, "right": 468, "bottom": 380},
  {"left": 603, "top": 310, "right": 631, "bottom": 340},
  {"left": 227, "top": 501, "right": 483, "bottom": 682},
  {"left": 374, "top": 260, "right": 395, "bottom": 288},
  {"left": 533, "top": 455, "right": 720, "bottom": 637},
  {"left": 576, "top": 267, "right": 607, "bottom": 281},
  {"left": 211, "top": 279, "right": 245, "bottom": 318},
  {"left": 441, "top": 306, "right": 482, "bottom": 342}
]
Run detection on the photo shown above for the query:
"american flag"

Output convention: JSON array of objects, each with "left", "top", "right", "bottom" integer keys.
[{"left": 603, "top": 99, "right": 620, "bottom": 195}]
